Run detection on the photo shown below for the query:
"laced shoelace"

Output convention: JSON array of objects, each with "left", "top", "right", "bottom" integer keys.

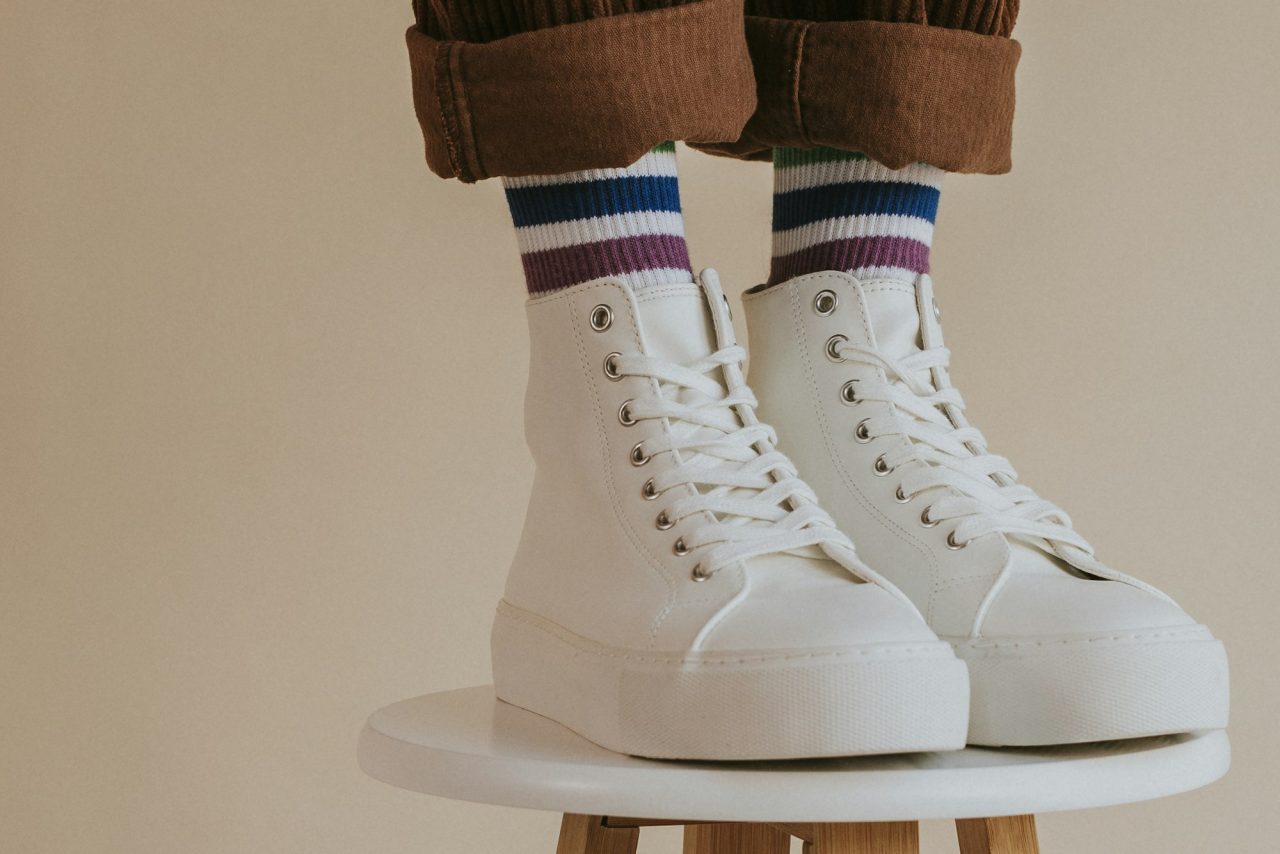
[
  {"left": 613, "top": 344, "right": 855, "bottom": 581},
  {"left": 833, "top": 339, "right": 1097, "bottom": 558}
]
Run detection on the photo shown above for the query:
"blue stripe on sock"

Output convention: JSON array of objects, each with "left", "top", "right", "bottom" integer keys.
[
  {"left": 504, "top": 176, "right": 683, "bottom": 228},
  {"left": 771, "top": 181, "right": 940, "bottom": 232}
]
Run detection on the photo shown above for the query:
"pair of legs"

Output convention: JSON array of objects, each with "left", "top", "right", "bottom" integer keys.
[
  {"left": 400, "top": 1, "right": 1229, "bottom": 760},
  {"left": 406, "top": 0, "right": 1019, "bottom": 296}
]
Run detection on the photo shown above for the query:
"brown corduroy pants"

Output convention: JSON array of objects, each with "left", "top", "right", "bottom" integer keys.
[{"left": 406, "top": 0, "right": 1020, "bottom": 183}]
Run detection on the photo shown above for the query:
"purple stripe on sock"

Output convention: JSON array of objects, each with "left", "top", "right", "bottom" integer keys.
[
  {"left": 769, "top": 236, "right": 930, "bottom": 284},
  {"left": 521, "top": 234, "right": 692, "bottom": 294}
]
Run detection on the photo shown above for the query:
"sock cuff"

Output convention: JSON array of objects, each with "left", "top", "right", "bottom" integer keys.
[
  {"left": 770, "top": 148, "right": 941, "bottom": 286},
  {"left": 503, "top": 143, "right": 692, "bottom": 295}
]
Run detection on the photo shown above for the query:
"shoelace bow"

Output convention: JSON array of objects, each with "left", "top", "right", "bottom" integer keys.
[
  {"left": 614, "top": 345, "right": 854, "bottom": 579},
  {"left": 833, "top": 339, "right": 1096, "bottom": 557}
]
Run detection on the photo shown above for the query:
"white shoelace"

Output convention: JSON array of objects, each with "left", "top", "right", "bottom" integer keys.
[
  {"left": 832, "top": 339, "right": 1097, "bottom": 557},
  {"left": 613, "top": 344, "right": 855, "bottom": 580}
]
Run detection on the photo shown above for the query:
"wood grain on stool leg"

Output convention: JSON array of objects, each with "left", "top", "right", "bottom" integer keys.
[
  {"left": 682, "top": 823, "right": 791, "bottom": 853},
  {"left": 956, "top": 815, "right": 1040, "bottom": 854},
  {"left": 556, "top": 814, "right": 639, "bottom": 854},
  {"left": 808, "top": 822, "right": 919, "bottom": 853}
]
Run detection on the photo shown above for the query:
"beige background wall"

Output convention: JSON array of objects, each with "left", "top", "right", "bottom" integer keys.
[{"left": 3, "top": 1, "right": 1277, "bottom": 851}]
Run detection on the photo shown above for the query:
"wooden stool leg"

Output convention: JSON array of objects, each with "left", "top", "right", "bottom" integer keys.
[
  {"left": 682, "top": 823, "right": 791, "bottom": 853},
  {"left": 785, "top": 822, "right": 919, "bottom": 853},
  {"left": 955, "top": 815, "right": 1040, "bottom": 854},
  {"left": 555, "top": 814, "right": 639, "bottom": 854}
]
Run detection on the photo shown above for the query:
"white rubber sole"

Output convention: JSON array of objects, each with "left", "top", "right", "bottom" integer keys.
[
  {"left": 492, "top": 601, "right": 970, "bottom": 761},
  {"left": 953, "top": 625, "right": 1229, "bottom": 746}
]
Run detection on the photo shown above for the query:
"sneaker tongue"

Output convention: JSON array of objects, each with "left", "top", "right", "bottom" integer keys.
[
  {"left": 862, "top": 280, "right": 925, "bottom": 362},
  {"left": 861, "top": 278, "right": 936, "bottom": 390},
  {"left": 632, "top": 282, "right": 728, "bottom": 441},
  {"left": 633, "top": 284, "right": 716, "bottom": 368}
]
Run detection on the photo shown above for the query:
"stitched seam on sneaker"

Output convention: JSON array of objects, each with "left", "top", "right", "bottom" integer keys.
[
  {"left": 946, "top": 627, "right": 1214, "bottom": 650},
  {"left": 498, "top": 600, "right": 950, "bottom": 665}
]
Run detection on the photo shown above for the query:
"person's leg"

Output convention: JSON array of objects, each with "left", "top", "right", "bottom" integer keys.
[
  {"left": 399, "top": 0, "right": 970, "bottom": 761},
  {"left": 727, "top": 2, "right": 1016, "bottom": 288},
  {"left": 731, "top": 2, "right": 1229, "bottom": 746}
]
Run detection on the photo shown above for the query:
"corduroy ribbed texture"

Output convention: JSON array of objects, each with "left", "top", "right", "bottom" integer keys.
[
  {"left": 769, "top": 148, "right": 943, "bottom": 285},
  {"left": 407, "top": 0, "right": 1022, "bottom": 180},
  {"left": 407, "top": 0, "right": 756, "bottom": 182},
  {"left": 503, "top": 143, "right": 693, "bottom": 295}
]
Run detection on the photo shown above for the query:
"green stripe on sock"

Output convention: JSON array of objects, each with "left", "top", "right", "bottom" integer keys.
[
  {"left": 650, "top": 141, "right": 677, "bottom": 154},
  {"left": 772, "top": 147, "right": 869, "bottom": 169}
]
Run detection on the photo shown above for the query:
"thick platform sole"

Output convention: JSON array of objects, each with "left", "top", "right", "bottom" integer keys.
[
  {"left": 954, "top": 625, "right": 1229, "bottom": 747},
  {"left": 491, "top": 601, "right": 970, "bottom": 761}
]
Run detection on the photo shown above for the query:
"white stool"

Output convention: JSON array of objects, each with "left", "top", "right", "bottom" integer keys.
[{"left": 358, "top": 686, "right": 1228, "bottom": 853}]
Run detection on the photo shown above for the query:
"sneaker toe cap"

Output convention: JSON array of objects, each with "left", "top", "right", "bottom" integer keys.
[
  {"left": 979, "top": 572, "right": 1199, "bottom": 638},
  {"left": 700, "top": 560, "right": 940, "bottom": 652}
]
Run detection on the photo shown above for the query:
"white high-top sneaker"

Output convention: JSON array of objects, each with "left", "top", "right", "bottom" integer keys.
[
  {"left": 492, "top": 270, "right": 969, "bottom": 760},
  {"left": 742, "top": 271, "right": 1229, "bottom": 746}
]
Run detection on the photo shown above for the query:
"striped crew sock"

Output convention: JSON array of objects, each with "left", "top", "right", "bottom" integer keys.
[
  {"left": 769, "top": 148, "right": 943, "bottom": 286},
  {"left": 502, "top": 142, "right": 693, "bottom": 296}
]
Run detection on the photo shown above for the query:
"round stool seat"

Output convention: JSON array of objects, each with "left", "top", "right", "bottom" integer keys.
[{"left": 357, "top": 686, "right": 1229, "bottom": 823}]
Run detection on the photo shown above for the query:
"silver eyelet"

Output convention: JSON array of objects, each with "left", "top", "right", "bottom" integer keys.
[
  {"left": 630, "top": 442, "right": 650, "bottom": 466},
  {"left": 642, "top": 478, "right": 659, "bottom": 500},
  {"left": 840, "top": 381, "right": 858, "bottom": 405},
  {"left": 813, "top": 290, "right": 838, "bottom": 316},
  {"left": 673, "top": 537, "right": 690, "bottom": 556},
  {"left": 656, "top": 511, "right": 675, "bottom": 531},
  {"left": 589, "top": 304, "right": 613, "bottom": 331},
  {"left": 825, "top": 334, "right": 848, "bottom": 362},
  {"left": 690, "top": 563, "right": 712, "bottom": 582},
  {"left": 873, "top": 455, "right": 892, "bottom": 476},
  {"left": 920, "top": 506, "right": 939, "bottom": 527},
  {"left": 618, "top": 400, "right": 637, "bottom": 426},
  {"left": 946, "top": 531, "right": 968, "bottom": 550},
  {"left": 603, "top": 352, "right": 623, "bottom": 380},
  {"left": 932, "top": 298, "right": 942, "bottom": 321},
  {"left": 854, "top": 418, "right": 872, "bottom": 440},
  {"left": 895, "top": 485, "right": 912, "bottom": 503}
]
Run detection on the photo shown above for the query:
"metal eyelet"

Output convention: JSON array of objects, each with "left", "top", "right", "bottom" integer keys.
[
  {"left": 932, "top": 298, "right": 942, "bottom": 321},
  {"left": 642, "top": 478, "right": 659, "bottom": 500},
  {"left": 840, "top": 381, "right": 858, "bottom": 405},
  {"left": 673, "top": 537, "right": 690, "bottom": 556},
  {"left": 630, "top": 442, "right": 650, "bottom": 466},
  {"left": 946, "top": 531, "right": 968, "bottom": 550},
  {"left": 920, "top": 506, "right": 939, "bottom": 527},
  {"left": 825, "top": 334, "right": 848, "bottom": 362},
  {"left": 603, "top": 352, "right": 623, "bottom": 380},
  {"left": 813, "top": 290, "right": 838, "bottom": 316},
  {"left": 895, "top": 485, "right": 912, "bottom": 503},
  {"left": 690, "top": 563, "right": 712, "bottom": 582},
  {"left": 873, "top": 455, "right": 892, "bottom": 476},
  {"left": 854, "top": 418, "right": 872, "bottom": 440},
  {"left": 656, "top": 511, "right": 675, "bottom": 531},
  {"left": 589, "top": 304, "right": 613, "bottom": 331},
  {"left": 618, "top": 400, "right": 637, "bottom": 426}
]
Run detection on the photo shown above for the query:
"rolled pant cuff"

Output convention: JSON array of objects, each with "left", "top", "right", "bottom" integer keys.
[
  {"left": 406, "top": 0, "right": 757, "bottom": 182},
  {"left": 694, "top": 17, "right": 1021, "bottom": 175}
]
